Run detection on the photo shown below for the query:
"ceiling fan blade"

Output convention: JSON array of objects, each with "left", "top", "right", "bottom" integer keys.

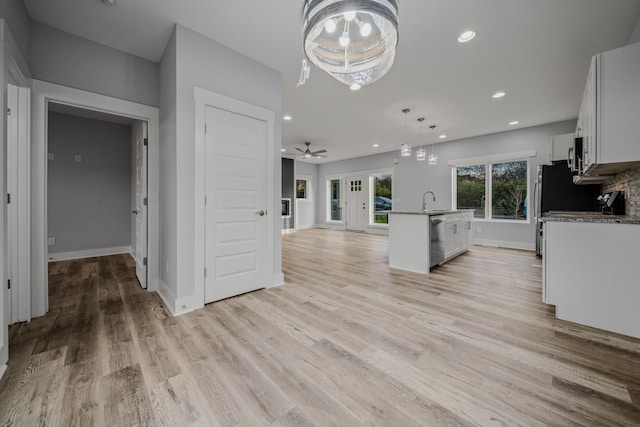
[
  {"left": 295, "top": 148, "right": 306, "bottom": 153},
  {"left": 311, "top": 149, "right": 327, "bottom": 155}
]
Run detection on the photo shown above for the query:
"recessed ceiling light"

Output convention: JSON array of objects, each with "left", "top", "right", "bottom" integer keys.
[
  {"left": 350, "top": 83, "right": 361, "bottom": 91},
  {"left": 372, "top": 144, "right": 380, "bottom": 148},
  {"left": 509, "top": 121, "right": 520, "bottom": 125},
  {"left": 492, "top": 91, "right": 506, "bottom": 99},
  {"left": 439, "top": 134, "right": 447, "bottom": 139},
  {"left": 281, "top": 148, "right": 286, "bottom": 152},
  {"left": 457, "top": 30, "right": 476, "bottom": 43},
  {"left": 283, "top": 115, "right": 292, "bottom": 121}
]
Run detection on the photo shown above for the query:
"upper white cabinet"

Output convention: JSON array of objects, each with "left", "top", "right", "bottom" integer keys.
[
  {"left": 550, "top": 133, "right": 573, "bottom": 163},
  {"left": 576, "top": 42, "right": 640, "bottom": 176}
]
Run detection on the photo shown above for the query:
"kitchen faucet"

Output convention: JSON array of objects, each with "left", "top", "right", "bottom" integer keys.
[{"left": 422, "top": 191, "right": 436, "bottom": 211}]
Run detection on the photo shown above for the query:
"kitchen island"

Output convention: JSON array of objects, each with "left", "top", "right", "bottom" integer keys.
[
  {"left": 542, "top": 213, "right": 640, "bottom": 339},
  {"left": 389, "top": 210, "right": 474, "bottom": 274}
]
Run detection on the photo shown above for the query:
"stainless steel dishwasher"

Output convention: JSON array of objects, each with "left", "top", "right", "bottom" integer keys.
[{"left": 430, "top": 215, "right": 445, "bottom": 267}]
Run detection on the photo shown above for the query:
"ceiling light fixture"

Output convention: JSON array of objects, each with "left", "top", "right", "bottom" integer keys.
[
  {"left": 439, "top": 134, "right": 447, "bottom": 139},
  {"left": 283, "top": 115, "right": 292, "bottom": 121},
  {"left": 457, "top": 30, "right": 476, "bottom": 43},
  {"left": 416, "top": 118, "right": 426, "bottom": 161},
  {"left": 428, "top": 125, "right": 438, "bottom": 165},
  {"left": 281, "top": 148, "right": 286, "bottom": 152},
  {"left": 492, "top": 91, "right": 506, "bottom": 99},
  {"left": 373, "top": 144, "right": 380, "bottom": 148},
  {"left": 350, "top": 83, "right": 361, "bottom": 91},
  {"left": 300, "top": 0, "right": 399, "bottom": 88},
  {"left": 509, "top": 120, "right": 520, "bottom": 125},
  {"left": 400, "top": 108, "right": 411, "bottom": 157}
]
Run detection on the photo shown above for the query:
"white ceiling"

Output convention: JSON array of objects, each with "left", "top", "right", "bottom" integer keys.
[{"left": 24, "top": 0, "right": 640, "bottom": 163}]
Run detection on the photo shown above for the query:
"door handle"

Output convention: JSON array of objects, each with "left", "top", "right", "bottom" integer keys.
[
  {"left": 132, "top": 210, "right": 139, "bottom": 214},
  {"left": 255, "top": 210, "right": 266, "bottom": 216}
]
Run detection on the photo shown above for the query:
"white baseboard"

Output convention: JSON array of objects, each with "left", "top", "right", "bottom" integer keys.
[
  {"left": 366, "top": 227, "right": 389, "bottom": 235},
  {"left": 156, "top": 278, "right": 200, "bottom": 317},
  {"left": 317, "top": 223, "right": 347, "bottom": 231},
  {"left": 281, "top": 229, "right": 296, "bottom": 234},
  {"left": 48, "top": 245, "right": 132, "bottom": 262},
  {"left": 295, "top": 224, "right": 315, "bottom": 230},
  {"left": 267, "top": 273, "right": 285, "bottom": 288},
  {"left": 0, "top": 363, "right": 6, "bottom": 380},
  {"left": 472, "top": 239, "right": 534, "bottom": 251}
]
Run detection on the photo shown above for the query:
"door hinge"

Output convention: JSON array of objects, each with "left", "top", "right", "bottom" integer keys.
[
  {"left": 7, "top": 108, "right": 11, "bottom": 116},
  {"left": 143, "top": 137, "right": 148, "bottom": 146},
  {"left": 204, "top": 196, "right": 207, "bottom": 206},
  {"left": 7, "top": 193, "right": 10, "bottom": 204},
  {"left": 143, "top": 257, "right": 147, "bottom": 267},
  {"left": 7, "top": 279, "right": 10, "bottom": 290},
  {"left": 204, "top": 268, "right": 207, "bottom": 277},
  {"left": 143, "top": 197, "right": 148, "bottom": 206}
]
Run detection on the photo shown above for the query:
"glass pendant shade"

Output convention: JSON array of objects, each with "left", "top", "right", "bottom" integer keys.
[
  {"left": 428, "top": 152, "right": 437, "bottom": 165},
  {"left": 416, "top": 148, "right": 426, "bottom": 161},
  {"left": 302, "top": 0, "right": 399, "bottom": 87},
  {"left": 400, "top": 143, "right": 411, "bottom": 157}
]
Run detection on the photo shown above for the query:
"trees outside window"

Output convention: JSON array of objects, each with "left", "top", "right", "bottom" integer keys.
[
  {"left": 455, "top": 160, "right": 528, "bottom": 221},
  {"left": 329, "top": 178, "right": 342, "bottom": 221},
  {"left": 456, "top": 165, "right": 486, "bottom": 218}
]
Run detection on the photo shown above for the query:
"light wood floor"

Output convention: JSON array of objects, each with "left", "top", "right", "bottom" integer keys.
[{"left": 1, "top": 229, "right": 640, "bottom": 426}]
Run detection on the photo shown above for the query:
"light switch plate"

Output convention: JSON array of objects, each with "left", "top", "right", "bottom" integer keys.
[
  {"left": 48, "top": 153, "right": 54, "bottom": 160},
  {"left": 74, "top": 155, "right": 82, "bottom": 163},
  {"left": 47, "top": 237, "right": 55, "bottom": 245}
]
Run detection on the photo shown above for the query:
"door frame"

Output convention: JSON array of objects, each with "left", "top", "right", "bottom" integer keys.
[
  {"left": 31, "top": 80, "right": 160, "bottom": 317},
  {"left": 193, "top": 87, "right": 277, "bottom": 310}
]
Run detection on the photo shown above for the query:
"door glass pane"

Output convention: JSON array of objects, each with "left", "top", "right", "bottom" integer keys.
[
  {"left": 492, "top": 160, "right": 527, "bottom": 220},
  {"left": 456, "top": 165, "right": 486, "bottom": 218},
  {"left": 372, "top": 173, "right": 392, "bottom": 224},
  {"left": 330, "top": 178, "right": 342, "bottom": 221}
]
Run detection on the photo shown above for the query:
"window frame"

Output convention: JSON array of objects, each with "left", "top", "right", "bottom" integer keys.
[
  {"left": 326, "top": 175, "right": 344, "bottom": 224},
  {"left": 369, "top": 169, "right": 394, "bottom": 227},
  {"left": 451, "top": 151, "right": 534, "bottom": 224}
]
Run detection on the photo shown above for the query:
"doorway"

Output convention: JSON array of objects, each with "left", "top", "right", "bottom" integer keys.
[
  {"left": 346, "top": 175, "right": 369, "bottom": 231},
  {"left": 31, "top": 80, "right": 160, "bottom": 318}
]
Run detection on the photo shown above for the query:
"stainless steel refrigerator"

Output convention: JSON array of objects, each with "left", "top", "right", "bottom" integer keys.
[{"left": 533, "top": 163, "right": 601, "bottom": 255}]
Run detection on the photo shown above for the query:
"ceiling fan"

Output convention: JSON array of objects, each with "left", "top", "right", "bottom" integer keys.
[{"left": 296, "top": 142, "right": 327, "bottom": 158}]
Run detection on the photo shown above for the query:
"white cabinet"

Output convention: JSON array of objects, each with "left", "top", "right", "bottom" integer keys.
[
  {"left": 576, "top": 42, "right": 640, "bottom": 176},
  {"left": 443, "top": 212, "right": 473, "bottom": 261},
  {"left": 543, "top": 220, "right": 640, "bottom": 339},
  {"left": 550, "top": 133, "right": 574, "bottom": 163}
]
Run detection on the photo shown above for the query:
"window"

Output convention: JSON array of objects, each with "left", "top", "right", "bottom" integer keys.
[
  {"left": 456, "top": 165, "right": 486, "bottom": 218},
  {"left": 296, "top": 179, "right": 307, "bottom": 199},
  {"left": 372, "top": 172, "right": 392, "bottom": 225},
  {"left": 453, "top": 156, "right": 530, "bottom": 222},
  {"left": 492, "top": 160, "right": 527, "bottom": 220},
  {"left": 329, "top": 178, "right": 342, "bottom": 221}
]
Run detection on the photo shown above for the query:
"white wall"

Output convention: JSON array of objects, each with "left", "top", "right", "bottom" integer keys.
[
  {"left": 295, "top": 161, "right": 319, "bottom": 227},
  {"left": 629, "top": 15, "right": 640, "bottom": 44},
  {"left": 159, "top": 24, "right": 282, "bottom": 303},
  {"left": 318, "top": 120, "right": 576, "bottom": 249}
]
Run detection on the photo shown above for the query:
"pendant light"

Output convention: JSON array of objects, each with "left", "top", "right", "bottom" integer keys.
[
  {"left": 428, "top": 125, "right": 438, "bottom": 165},
  {"left": 400, "top": 108, "right": 411, "bottom": 157},
  {"left": 300, "top": 0, "right": 399, "bottom": 88},
  {"left": 416, "top": 118, "right": 426, "bottom": 161}
]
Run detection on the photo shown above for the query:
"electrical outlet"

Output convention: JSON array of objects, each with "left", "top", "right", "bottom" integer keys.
[
  {"left": 74, "top": 155, "right": 82, "bottom": 163},
  {"left": 48, "top": 237, "right": 56, "bottom": 245},
  {"left": 48, "top": 153, "right": 54, "bottom": 160}
]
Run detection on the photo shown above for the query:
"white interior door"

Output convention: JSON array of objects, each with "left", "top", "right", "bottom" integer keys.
[
  {"left": 204, "top": 106, "right": 269, "bottom": 303},
  {"left": 347, "top": 175, "right": 369, "bottom": 231},
  {"left": 134, "top": 123, "right": 148, "bottom": 288},
  {"left": 6, "top": 83, "right": 30, "bottom": 324}
]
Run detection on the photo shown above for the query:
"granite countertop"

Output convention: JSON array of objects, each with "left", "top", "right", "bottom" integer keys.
[
  {"left": 390, "top": 209, "right": 474, "bottom": 216},
  {"left": 541, "top": 212, "right": 640, "bottom": 224}
]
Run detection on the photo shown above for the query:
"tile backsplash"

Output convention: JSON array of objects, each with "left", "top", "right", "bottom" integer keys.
[{"left": 602, "top": 167, "right": 640, "bottom": 216}]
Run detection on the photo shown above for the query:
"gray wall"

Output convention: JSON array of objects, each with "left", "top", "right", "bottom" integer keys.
[
  {"left": 282, "top": 158, "right": 295, "bottom": 230},
  {"left": 295, "top": 160, "right": 319, "bottom": 227},
  {"left": 159, "top": 27, "right": 178, "bottom": 293},
  {"left": 318, "top": 120, "right": 577, "bottom": 249},
  {"left": 159, "top": 24, "right": 282, "bottom": 300},
  {"left": 48, "top": 112, "right": 132, "bottom": 254},
  {"left": 130, "top": 120, "right": 144, "bottom": 252},
  {"left": 629, "top": 15, "right": 640, "bottom": 44},
  {"left": 0, "top": 0, "right": 29, "bottom": 61},
  {"left": 29, "top": 22, "right": 159, "bottom": 107}
]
